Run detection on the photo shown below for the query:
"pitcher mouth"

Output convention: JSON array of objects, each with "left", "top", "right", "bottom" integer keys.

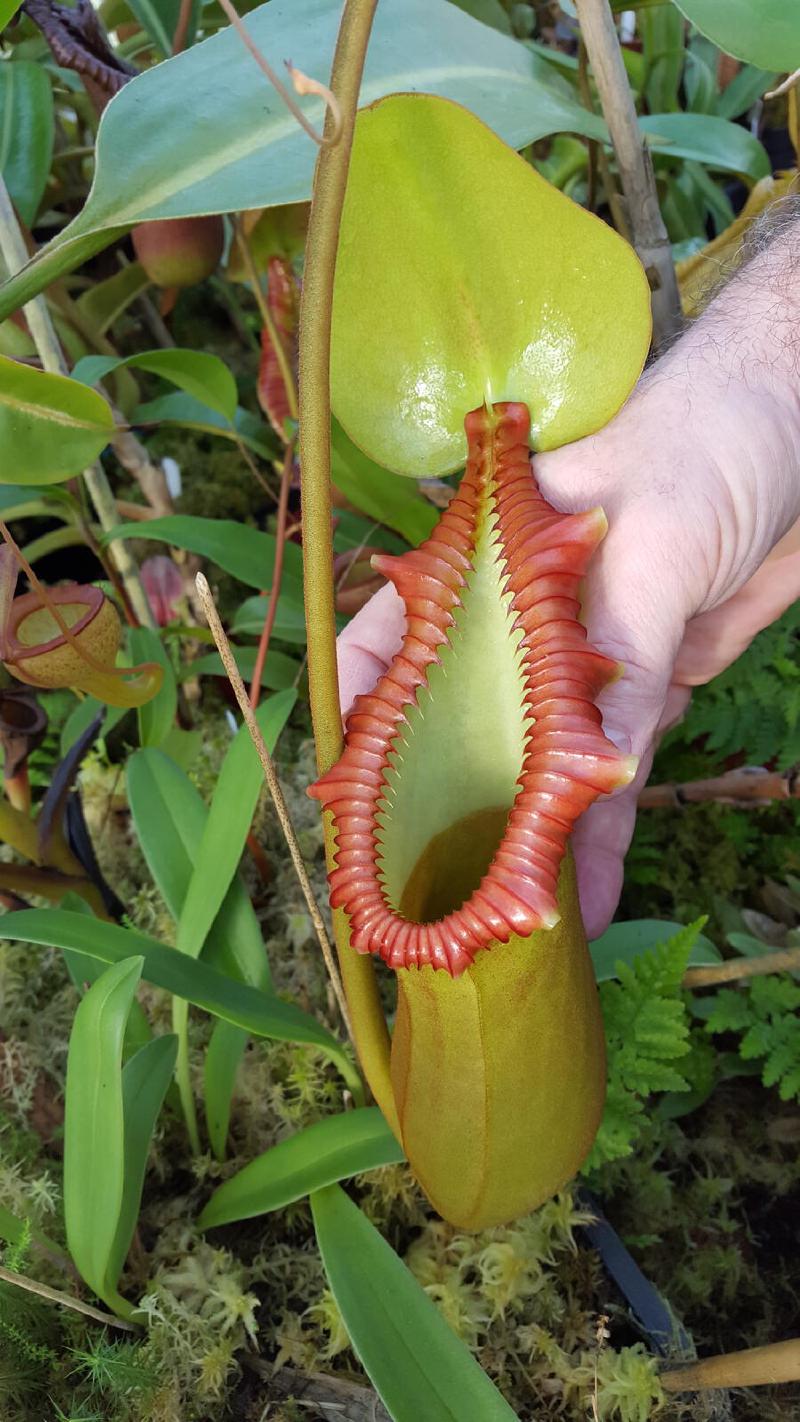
[{"left": 310, "top": 402, "right": 636, "bottom": 977}]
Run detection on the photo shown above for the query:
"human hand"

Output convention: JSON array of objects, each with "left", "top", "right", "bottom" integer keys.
[{"left": 335, "top": 229, "right": 800, "bottom": 938}]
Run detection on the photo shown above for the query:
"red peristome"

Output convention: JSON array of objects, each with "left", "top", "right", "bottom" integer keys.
[
  {"left": 309, "top": 402, "right": 633, "bottom": 977},
  {"left": 257, "top": 256, "right": 298, "bottom": 439}
]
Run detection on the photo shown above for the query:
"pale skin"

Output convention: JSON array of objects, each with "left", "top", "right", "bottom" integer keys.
[{"left": 336, "top": 219, "right": 800, "bottom": 938}]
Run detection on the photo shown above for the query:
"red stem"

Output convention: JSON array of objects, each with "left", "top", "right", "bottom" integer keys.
[{"left": 249, "top": 441, "right": 293, "bottom": 710}]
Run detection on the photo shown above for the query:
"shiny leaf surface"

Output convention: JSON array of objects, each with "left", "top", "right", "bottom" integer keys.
[
  {"left": 0, "top": 355, "right": 115, "bottom": 484},
  {"left": 331, "top": 96, "right": 650, "bottom": 474},
  {"left": 673, "top": 0, "right": 800, "bottom": 71}
]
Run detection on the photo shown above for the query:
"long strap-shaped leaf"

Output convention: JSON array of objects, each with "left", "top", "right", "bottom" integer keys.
[
  {"left": 311, "top": 1184, "right": 519, "bottom": 1421},
  {"left": 4, "top": 909, "right": 360, "bottom": 1097},
  {"left": 200, "top": 1107, "right": 403, "bottom": 1228}
]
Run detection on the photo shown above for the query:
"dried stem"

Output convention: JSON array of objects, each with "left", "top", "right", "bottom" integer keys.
[
  {"left": 683, "top": 946, "right": 800, "bottom": 989},
  {"left": 249, "top": 441, "right": 293, "bottom": 710},
  {"left": 574, "top": 0, "right": 682, "bottom": 349},
  {"left": 194, "top": 572, "right": 354, "bottom": 1043},
  {"left": 661, "top": 1337, "right": 800, "bottom": 1391},
  {"left": 215, "top": 0, "right": 341, "bottom": 147},
  {"left": 639, "top": 765, "right": 799, "bottom": 808},
  {"left": 0, "top": 1263, "right": 138, "bottom": 1332},
  {"left": 0, "top": 176, "right": 155, "bottom": 628}
]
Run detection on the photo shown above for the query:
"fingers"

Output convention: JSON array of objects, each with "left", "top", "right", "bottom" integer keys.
[
  {"left": 675, "top": 526, "right": 800, "bottom": 685},
  {"left": 336, "top": 580, "right": 406, "bottom": 716}
]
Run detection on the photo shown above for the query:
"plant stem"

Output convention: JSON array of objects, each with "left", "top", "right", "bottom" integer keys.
[
  {"left": 574, "top": 0, "right": 682, "bottom": 349},
  {"left": 234, "top": 217, "right": 299, "bottom": 423},
  {"left": 297, "top": 0, "right": 397, "bottom": 1132},
  {"left": 0, "top": 178, "right": 155, "bottom": 628}
]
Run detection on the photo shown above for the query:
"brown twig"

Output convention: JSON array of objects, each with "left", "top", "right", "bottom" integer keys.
[
  {"left": 171, "top": 0, "right": 194, "bottom": 54},
  {"left": 661, "top": 1337, "right": 800, "bottom": 1391},
  {"left": 639, "top": 765, "right": 799, "bottom": 808},
  {"left": 0, "top": 1263, "right": 138, "bottom": 1332},
  {"left": 233, "top": 217, "right": 299, "bottom": 424},
  {"left": 573, "top": 0, "right": 682, "bottom": 349},
  {"left": 194, "top": 573, "right": 354, "bottom": 1042},
  {"left": 249, "top": 441, "right": 293, "bottom": 710},
  {"left": 683, "top": 946, "right": 800, "bottom": 989},
  {"left": 215, "top": 0, "right": 342, "bottom": 148}
]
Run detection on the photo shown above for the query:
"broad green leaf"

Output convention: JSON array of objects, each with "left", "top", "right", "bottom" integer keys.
[
  {"left": 590, "top": 918, "right": 721, "bottom": 982},
  {"left": 64, "top": 957, "right": 143, "bottom": 1318},
  {"left": 673, "top": 0, "right": 800, "bottom": 72},
  {"left": 104, "top": 514, "right": 303, "bottom": 593},
  {"left": 0, "top": 354, "right": 115, "bottom": 484},
  {"left": 187, "top": 645, "right": 300, "bottom": 691},
  {"left": 105, "top": 1034, "right": 177, "bottom": 1292},
  {"left": 311, "top": 1185, "right": 519, "bottom": 1421},
  {"left": 331, "top": 95, "right": 651, "bottom": 475},
  {"left": 0, "top": 0, "right": 606, "bottom": 318},
  {"left": 176, "top": 689, "right": 296, "bottom": 961},
  {"left": 0, "top": 2, "right": 22, "bottom": 28},
  {"left": 73, "top": 349, "right": 238, "bottom": 423},
  {"left": 0, "top": 61, "right": 54, "bottom": 227},
  {"left": 331, "top": 420, "right": 437, "bottom": 547},
  {"left": 130, "top": 391, "right": 277, "bottom": 459},
  {"left": 3, "top": 909, "right": 359, "bottom": 1090},
  {"left": 74, "top": 262, "right": 151, "bottom": 336},
  {"left": 200, "top": 1107, "right": 404, "bottom": 1228},
  {"left": 204, "top": 1020, "right": 249, "bottom": 1160},
  {"left": 127, "top": 626, "right": 177, "bottom": 748},
  {"left": 640, "top": 112, "right": 770, "bottom": 180}
]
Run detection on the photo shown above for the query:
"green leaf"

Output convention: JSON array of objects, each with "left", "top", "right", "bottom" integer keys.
[
  {"left": 104, "top": 514, "right": 303, "bottom": 593},
  {"left": 639, "top": 112, "right": 770, "bottom": 180},
  {"left": 331, "top": 420, "right": 437, "bottom": 546},
  {"left": 127, "top": 746, "right": 271, "bottom": 990},
  {"left": 126, "top": 0, "right": 201, "bottom": 56},
  {"left": 673, "top": 0, "right": 800, "bottom": 71},
  {"left": 331, "top": 94, "right": 650, "bottom": 475},
  {"left": 591, "top": 918, "right": 721, "bottom": 983},
  {"left": 446, "top": 0, "right": 513, "bottom": 35},
  {"left": 232, "top": 594, "right": 308, "bottom": 644},
  {"left": 73, "top": 349, "right": 238, "bottom": 423},
  {"left": 0, "top": 0, "right": 607, "bottom": 318},
  {"left": 640, "top": 4, "right": 685, "bottom": 113},
  {"left": 715, "top": 65, "right": 776, "bottom": 120},
  {"left": 61, "top": 696, "right": 127, "bottom": 755},
  {"left": 106, "top": 1034, "right": 177, "bottom": 1292},
  {"left": 0, "top": 2, "right": 23, "bottom": 28},
  {"left": 187, "top": 645, "right": 300, "bottom": 691},
  {"left": 128, "top": 626, "right": 177, "bottom": 748},
  {"left": 0, "top": 60, "right": 54, "bottom": 227},
  {"left": 0, "top": 1204, "right": 67, "bottom": 1262},
  {"left": 63, "top": 957, "right": 143, "bottom": 1317},
  {"left": 74, "top": 262, "right": 151, "bottom": 337},
  {"left": 203, "top": 1020, "right": 249, "bottom": 1160},
  {"left": 0, "top": 354, "right": 116, "bottom": 484},
  {"left": 3, "top": 908, "right": 358, "bottom": 1082},
  {"left": 200, "top": 1107, "right": 404, "bottom": 1228},
  {"left": 129, "top": 391, "right": 277, "bottom": 459},
  {"left": 311, "top": 1185, "right": 520, "bottom": 1421},
  {"left": 176, "top": 690, "right": 296, "bottom": 962}
]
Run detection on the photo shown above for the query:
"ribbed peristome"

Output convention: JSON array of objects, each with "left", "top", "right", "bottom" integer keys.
[{"left": 309, "top": 402, "right": 634, "bottom": 977}]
